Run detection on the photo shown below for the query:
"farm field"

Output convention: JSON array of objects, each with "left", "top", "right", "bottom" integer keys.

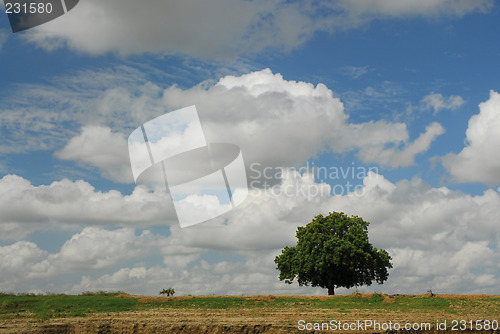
[{"left": 0, "top": 292, "right": 499, "bottom": 333}]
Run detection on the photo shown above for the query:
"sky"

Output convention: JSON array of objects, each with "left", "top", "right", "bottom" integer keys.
[{"left": 0, "top": 0, "right": 500, "bottom": 296}]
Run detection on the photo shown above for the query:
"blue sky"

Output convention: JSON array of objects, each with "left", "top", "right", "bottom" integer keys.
[{"left": 1, "top": 0, "right": 500, "bottom": 296}]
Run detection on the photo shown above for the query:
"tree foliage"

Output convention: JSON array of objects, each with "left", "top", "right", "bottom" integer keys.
[
  {"left": 274, "top": 212, "right": 392, "bottom": 295},
  {"left": 159, "top": 288, "right": 175, "bottom": 296}
]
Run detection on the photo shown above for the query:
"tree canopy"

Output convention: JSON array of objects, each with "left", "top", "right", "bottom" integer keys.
[{"left": 274, "top": 212, "right": 392, "bottom": 295}]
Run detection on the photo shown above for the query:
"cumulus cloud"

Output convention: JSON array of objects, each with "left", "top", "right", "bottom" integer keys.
[
  {"left": 168, "top": 170, "right": 500, "bottom": 257},
  {"left": 55, "top": 126, "right": 133, "bottom": 183},
  {"left": 0, "top": 174, "right": 174, "bottom": 240},
  {"left": 2, "top": 170, "right": 500, "bottom": 294},
  {"left": 421, "top": 93, "right": 465, "bottom": 114},
  {"left": 4, "top": 68, "right": 443, "bottom": 181},
  {"left": 49, "top": 227, "right": 164, "bottom": 270},
  {"left": 0, "top": 227, "right": 176, "bottom": 292},
  {"left": 163, "top": 69, "right": 443, "bottom": 169},
  {"left": 70, "top": 254, "right": 324, "bottom": 296},
  {"left": 19, "top": 0, "right": 492, "bottom": 58},
  {"left": 163, "top": 69, "right": 349, "bottom": 168},
  {"left": 357, "top": 122, "right": 445, "bottom": 168},
  {"left": 442, "top": 90, "right": 500, "bottom": 186},
  {"left": 326, "top": 174, "right": 500, "bottom": 294},
  {"left": 0, "top": 242, "right": 48, "bottom": 284},
  {"left": 213, "top": 170, "right": 500, "bottom": 294}
]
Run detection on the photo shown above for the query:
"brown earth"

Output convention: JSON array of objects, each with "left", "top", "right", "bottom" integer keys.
[{"left": 1, "top": 294, "right": 498, "bottom": 334}]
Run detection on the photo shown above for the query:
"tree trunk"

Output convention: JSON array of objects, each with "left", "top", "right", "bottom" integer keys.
[{"left": 328, "top": 286, "right": 335, "bottom": 295}]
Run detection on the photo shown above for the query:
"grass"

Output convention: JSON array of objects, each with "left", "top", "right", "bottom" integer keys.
[
  {"left": 0, "top": 292, "right": 137, "bottom": 320},
  {"left": 1, "top": 292, "right": 499, "bottom": 320}
]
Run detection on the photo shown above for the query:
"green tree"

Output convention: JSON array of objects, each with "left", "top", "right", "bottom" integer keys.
[
  {"left": 274, "top": 212, "right": 392, "bottom": 295},
  {"left": 159, "top": 288, "right": 175, "bottom": 296}
]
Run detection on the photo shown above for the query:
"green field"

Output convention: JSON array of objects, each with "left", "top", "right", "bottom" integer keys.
[{"left": 1, "top": 292, "right": 499, "bottom": 321}]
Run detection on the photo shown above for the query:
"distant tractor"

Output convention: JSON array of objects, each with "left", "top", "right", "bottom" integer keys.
[{"left": 159, "top": 288, "right": 175, "bottom": 296}]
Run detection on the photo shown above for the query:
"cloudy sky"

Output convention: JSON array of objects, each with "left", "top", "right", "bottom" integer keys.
[{"left": 1, "top": 0, "right": 500, "bottom": 296}]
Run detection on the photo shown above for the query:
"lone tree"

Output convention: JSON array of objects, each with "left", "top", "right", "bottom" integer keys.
[
  {"left": 159, "top": 288, "right": 175, "bottom": 296},
  {"left": 274, "top": 212, "right": 392, "bottom": 295}
]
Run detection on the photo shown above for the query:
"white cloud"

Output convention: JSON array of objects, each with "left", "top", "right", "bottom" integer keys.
[
  {"left": 163, "top": 69, "right": 349, "bottom": 167},
  {"left": 69, "top": 254, "right": 326, "bottom": 296},
  {"left": 0, "top": 66, "right": 164, "bottom": 154},
  {"left": 421, "top": 93, "right": 465, "bottom": 114},
  {"left": 23, "top": 0, "right": 314, "bottom": 59},
  {"left": 4, "top": 68, "right": 443, "bottom": 181},
  {"left": 168, "top": 170, "right": 500, "bottom": 254},
  {"left": 0, "top": 241, "right": 48, "bottom": 284},
  {"left": 2, "top": 170, "right": 500, "bottom": 294},
  {"left": 48, "top": 227, "right": 166, "bottom": 270},
  {"left": 0, "top": 227, "right": 175, "bottom": 292},
  {"left": 327, "top": 175, "right": 500, "bottom": 294},
  {"left": 19, "top": 0, "right": 492, "bottom": 58},
  {"left": 0, "top": 174, "right": 174, "bottom": 240},
  {"left": 442, "top": 90, "right": 500, "bottom": 186},
  {"left": 163, "top": 69, "right": 443, "bottom": 169},
  {"left": 55, "top": 126, "right": 133, "bottom": 183},
  {"left": 334, "top": 0, "right": 493, "bottom": 21},
  {"left": 95, "top": 170, "right": 500, "bottom": 295},
  {"left": 357, "top": 122, "right": 445, "bottom": 168}
]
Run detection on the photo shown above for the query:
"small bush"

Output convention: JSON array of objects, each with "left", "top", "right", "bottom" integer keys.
[{"left": 159, "top": 288, "right": 175, "bottom": 296}]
